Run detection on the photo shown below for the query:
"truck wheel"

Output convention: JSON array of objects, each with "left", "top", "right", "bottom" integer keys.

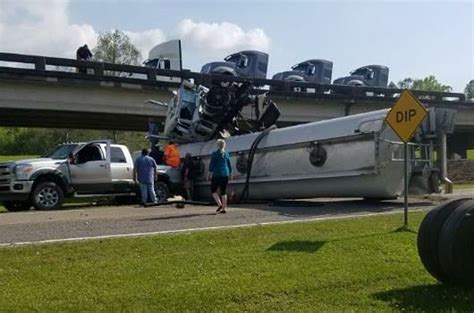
[
  {"left": 417, "top": 198, "right": 471, "bottom": 283},
  {"left": 450, "top": 206, "right": 474, "bottom": 286},
  {"left": 154, "top": 181, "right": 169, "bottom": 203},
  {"left": 3, "top": 201, "right": 31, "bottom": 212},
  {"left": 438, "top": 200, "right": 474, "bottom": 285},
  {"left": 32, "top": 181, "right": 64, "bottom": 210}
]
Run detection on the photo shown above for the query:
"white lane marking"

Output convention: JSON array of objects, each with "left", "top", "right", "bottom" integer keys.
[{"left": 0, "top": 209, "right": 425, "bottom": 248}]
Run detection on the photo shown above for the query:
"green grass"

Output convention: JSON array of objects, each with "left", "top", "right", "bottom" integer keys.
[
  {"left": 0, "top": 211, "right": 472, "bottom": 312},
  {"left": 0, "top": 155, "right": 38, "bottom": 162},
  {"left": 454, "top": 183, "right": 474, "bottom": 191}
]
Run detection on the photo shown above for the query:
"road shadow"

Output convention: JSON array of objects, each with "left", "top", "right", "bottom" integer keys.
[
  {"left": 238, "top": 198, "right": 434, "bottom": 218},
  {"left": 372, "top": 284, "right": 474, "bottom": 312},
  {"left": 267, "top": 240, "right": 326, "bottom": 253},
  {"left": 138, "top": 212, "right": 217, "bottom": 221}
]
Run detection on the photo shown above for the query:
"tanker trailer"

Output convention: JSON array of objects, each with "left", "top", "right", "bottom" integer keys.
[{"left": 179, "top": 109, "right": 409, "bottom": 201}]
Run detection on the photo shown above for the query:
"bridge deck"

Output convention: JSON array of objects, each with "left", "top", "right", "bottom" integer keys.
[{"left": 0, "top": 52, "right": 470, "bottom": 131}]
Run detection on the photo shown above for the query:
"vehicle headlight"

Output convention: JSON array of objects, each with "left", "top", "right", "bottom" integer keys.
[{"left": 15, "top": 164, "right": 33, "bottom": 180}]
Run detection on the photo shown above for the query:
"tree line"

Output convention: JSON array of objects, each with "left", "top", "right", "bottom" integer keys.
[{"left": 0, "top": 30, "right": 472, "bottom": 156}]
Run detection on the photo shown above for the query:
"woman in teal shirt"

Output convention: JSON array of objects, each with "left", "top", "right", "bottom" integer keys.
[{"left": 209, "top": 139, "right": 232, "bottom": 213}]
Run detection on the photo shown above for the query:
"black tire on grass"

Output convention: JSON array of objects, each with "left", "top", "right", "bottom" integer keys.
[
  {"left": 438, "top": 200, "right": 474, "bottom": 286},
  {"left": 452, "top": 207, "right": 474, "bottom": 287},
  {"left": 417, "top": 198, "right": 471, "bottom": 283}
]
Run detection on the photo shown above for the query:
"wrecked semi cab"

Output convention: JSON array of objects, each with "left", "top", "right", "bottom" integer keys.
[
  {"left": 200, "top": 50, "right": 269, "bottom": 79},
  {"left": 0, "top": 141, "right": 139, "bottom": 211}
]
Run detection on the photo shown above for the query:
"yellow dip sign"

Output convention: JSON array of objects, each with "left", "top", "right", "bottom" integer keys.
[{"left": 385, "top": 89, "right": 428, "bottom": 143}]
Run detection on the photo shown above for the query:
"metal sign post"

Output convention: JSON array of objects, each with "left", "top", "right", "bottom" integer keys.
[
  {"left": 385, "top": 90, "right": 428, "bottom": 227},
  {"left": 404, "top": 143, "right": 409, "bottom": 226}
]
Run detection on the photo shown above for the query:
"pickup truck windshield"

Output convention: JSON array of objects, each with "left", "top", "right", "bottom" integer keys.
[{"left": 43, "top": 144, "right": 78, "bottom": 159}]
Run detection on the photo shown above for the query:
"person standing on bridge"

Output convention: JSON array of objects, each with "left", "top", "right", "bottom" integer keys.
[
  {"left": 76, "top": 44, "right": 92, "bottom": 61},
  {"left": 209, "top": 139, "right": 232, "bottom": 214},
  {"left": 133, "top": 148, "right": 158, "bottom": 205},
  {"left": 76, "top": 44, "right": 93, "bottom": 73}
]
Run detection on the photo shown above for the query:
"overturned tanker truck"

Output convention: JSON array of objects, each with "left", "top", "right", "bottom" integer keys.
[{"left": 160, "top": 80, "right": 456, "bottom": 202}]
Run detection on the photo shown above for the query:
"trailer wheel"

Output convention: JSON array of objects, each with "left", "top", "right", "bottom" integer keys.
[
  {"left": 438, "top": 200, "right": 474, "bottom": 286},
  {"left": 450, "top": 207, "right": 474, "bottom": 286},
  {"left": 154, "top": 181, "right": 170, "bottom": 203},
  {"left": 417, "top": 198, "right": 471, "bottom": 283},
  {"left": 3, "top": 201, "right": 31, "bottom": 212},
  {"left": 32, "top": 181, "right": 64, "bottom": 210}
]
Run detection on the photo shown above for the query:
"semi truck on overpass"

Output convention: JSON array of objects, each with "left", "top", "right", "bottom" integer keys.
[{"left": 333, "top": 65, "right": 389, "bottom": 87}]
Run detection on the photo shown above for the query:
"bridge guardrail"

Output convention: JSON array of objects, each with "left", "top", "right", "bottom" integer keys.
[{"left": 0, "top": 52, "right": 467, "bottom": 103}]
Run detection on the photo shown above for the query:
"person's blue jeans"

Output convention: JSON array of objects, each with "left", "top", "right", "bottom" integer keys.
[{"left": 139, "top": 182, "right": 157, "bottom": 204}]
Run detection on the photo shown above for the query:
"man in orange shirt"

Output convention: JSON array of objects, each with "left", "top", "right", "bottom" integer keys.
[{"left": 163, "top": 141, "right": 181, "bottom": 168}]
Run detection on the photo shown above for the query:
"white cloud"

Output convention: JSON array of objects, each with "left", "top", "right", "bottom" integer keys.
[
  {"left": 0, "top": 2, "right": 270, "bottom": 63},
  {"left": 125, "top": 29, "right": 167, "bottom": 59},
  {"left": 0, "top": 0, "right": 97, "bottom": 58},
  {"left": 176, "top": 19, "right": 270, "bottom": 57}
]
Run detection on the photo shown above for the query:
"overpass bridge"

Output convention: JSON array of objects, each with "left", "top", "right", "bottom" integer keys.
[{"left": 0, "top": 52, "right": 472, "bottom": 155}]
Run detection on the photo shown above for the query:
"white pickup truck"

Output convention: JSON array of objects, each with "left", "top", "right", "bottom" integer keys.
[{"left": 0, "top": 140, "right": 182, "bottom": 211}]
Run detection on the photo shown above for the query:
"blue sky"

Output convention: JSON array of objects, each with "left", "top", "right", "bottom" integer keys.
[{"left": 1, "top": 0, "right": 472, "bottom": 91}]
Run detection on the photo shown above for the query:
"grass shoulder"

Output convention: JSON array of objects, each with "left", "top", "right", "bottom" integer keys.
[{"left": 0, "top": 211, "right": 472, "bottom": 311}]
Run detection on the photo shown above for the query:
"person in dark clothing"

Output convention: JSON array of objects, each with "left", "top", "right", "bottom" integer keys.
[
  {"left": 208, "top": 139, "right": 232, "bottom": 214},
  {"left": 76, "top": 44, "right": 92, "bottom": 60},
  {"left": 76, "top": 44, "right": 93, "bottom": 74},
  {"left": 133, "top": 148, "right": 158, "bottom": 205},
  {"left": 182, "top": 153, "right": 198, "bottom": 200},
  {"left": 148, "top": 118, "right": 160, "bottom": 148},
  {"left": 149, "top": 145, "right": 164, "bottom": 165}
]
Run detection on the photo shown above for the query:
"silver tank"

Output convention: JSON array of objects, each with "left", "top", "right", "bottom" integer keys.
[{"left": 179, "top": 109, "right": 405, "bottom": 200}]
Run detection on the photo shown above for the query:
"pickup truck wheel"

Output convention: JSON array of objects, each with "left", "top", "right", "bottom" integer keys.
[
  {"left": 32, "top": 181, "right": 64, "bottom": 210},
  {"left": 3, "top": 201, "right": 31, "bottom": 212},
  {"left": 154, "top": 181, "right": 169, "bottom": 203}
]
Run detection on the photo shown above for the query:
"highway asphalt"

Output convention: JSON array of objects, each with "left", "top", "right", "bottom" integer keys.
[{"left": 0, "top": 197, "right": 439, "bottom": 246}]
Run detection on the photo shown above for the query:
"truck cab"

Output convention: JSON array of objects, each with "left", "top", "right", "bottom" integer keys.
[
  {"left": 271, "top": 59, "right": 333, "bottom": 92},
  {"left": 272, "top": 59, "right": 333, "bottom": 84},
  {"left": 144, "top": 39, "right": 182, "bottom": 71},
  {"left": 126, "top": 39, "right": 182, "bottom": 81},
  {"left": 333, "top": 65, "right": 389, "bottom": 87},
  {"left": 200, "top": 50, "right": 268, "bottom": 79}
]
